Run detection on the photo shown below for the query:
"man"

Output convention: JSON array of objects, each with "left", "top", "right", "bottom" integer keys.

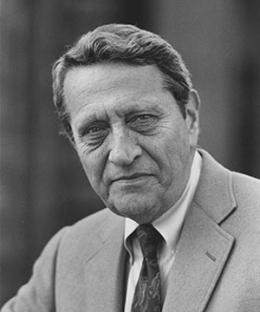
[{"left": 2, "top": 24, "right": 260, "bottom": 312}]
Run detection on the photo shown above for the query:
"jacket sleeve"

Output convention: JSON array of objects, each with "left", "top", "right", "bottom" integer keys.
[{"left": 1, "top": 227, "right": 68, "bottom": 312}]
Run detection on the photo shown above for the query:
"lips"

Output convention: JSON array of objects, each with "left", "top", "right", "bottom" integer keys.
[{"left": 111, "top": 173, "right": 153, "bottom": 183}]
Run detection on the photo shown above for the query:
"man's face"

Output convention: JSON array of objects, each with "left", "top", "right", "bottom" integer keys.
[{"left": 64, "top": 63, "right": 199, "bottom": 224}]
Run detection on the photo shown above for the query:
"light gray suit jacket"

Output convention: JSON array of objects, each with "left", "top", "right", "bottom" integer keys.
[{"left": 2, "top": 150, "right": 260, "bottom": 311}]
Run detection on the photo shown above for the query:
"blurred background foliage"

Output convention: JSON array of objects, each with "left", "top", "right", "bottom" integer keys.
[{"left": 0, "top": 0, "right": 260, "bottom": 304}]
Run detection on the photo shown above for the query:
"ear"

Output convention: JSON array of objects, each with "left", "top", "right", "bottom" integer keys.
[{"left": 185, "top": 89, "right": 200, "bottom": 147}]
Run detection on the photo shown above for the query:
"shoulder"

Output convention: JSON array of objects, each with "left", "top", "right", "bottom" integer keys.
[
  {"left": 56, "top": 208, "right": 122, "bottom": 248},
  {"left": 231, "top": 171, "right": 260, "bottom": 214},
  {"left": 67, "top": 207, "right": 122, "bottom": 234},
  {"left": 197, "top": 149, "right": 260, "bottom": 228},
  {"left": 199, "top": 149, "right": 260, "bottom": 207},
  {"left": 36, "top": 208, "right": 122, "bottom": 262},
  {"left": 230, "top": 171, "right": 260, "bottom": 230},
  {"left": 26, "top": 208, "right": 123, "bottom": 285},
  {"left": 232, "top": 171, "right": 260, "bottom": 202},
  {"left": 68, "top": 207, "right": 116, "bottom": 233}
]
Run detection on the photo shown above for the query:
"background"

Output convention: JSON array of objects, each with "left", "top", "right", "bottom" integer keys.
[{"left": 1, "top": 0, "right": 260, "bottom": 304}]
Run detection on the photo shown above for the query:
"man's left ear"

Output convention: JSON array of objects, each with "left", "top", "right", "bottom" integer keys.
[{"left": 185, "top": 89, "right": 200, "bottom": 146}]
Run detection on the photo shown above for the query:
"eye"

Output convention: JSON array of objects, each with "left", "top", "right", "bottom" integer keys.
[
  {"left": 131, "top": 114, "right": 154, "bottom": 122},
  {"left": 79, "top": 121, "right": 109, "bottom": 147},
  {"left": 85, "top": 125, "right": 105, "bottom": 134},
  {"left": 127, "top": 114, "right": 158, "bottom": 133}
]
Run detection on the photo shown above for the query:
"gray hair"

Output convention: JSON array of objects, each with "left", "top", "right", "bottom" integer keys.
[{"left": 52, "top": 23, "right": 193, "bottom": 142}]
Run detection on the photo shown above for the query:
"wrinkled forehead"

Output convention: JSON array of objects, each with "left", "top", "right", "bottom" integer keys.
[
  {"left": 64, "top": 62, "right": 165, "bottom": 92},
  {"left": 63, "top": 63, "right": 167, "bottom": 116}
]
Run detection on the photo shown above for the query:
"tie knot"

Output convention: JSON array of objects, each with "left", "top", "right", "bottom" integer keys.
[{"left": 135, "top": 224, "right": 162, "bottom": 259}]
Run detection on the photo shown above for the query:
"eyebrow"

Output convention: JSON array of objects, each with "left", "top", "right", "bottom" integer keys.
[
  {"left": 74, "top": 113, "right": 108, "bottom": 135},
  {"left": 73, "top": 100, "right": 163, "bottom": 131},
  {"left": 116, "top": 102, "right": 162, "bottom": 117}
]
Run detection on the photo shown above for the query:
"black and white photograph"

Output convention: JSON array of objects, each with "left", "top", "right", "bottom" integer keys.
[{"left": 1, "top": 1, "right": 260, "bottom": 311}]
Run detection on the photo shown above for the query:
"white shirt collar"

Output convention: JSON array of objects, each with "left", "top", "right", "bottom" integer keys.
[{"left": 124, "top": 150, "right": 202, "bottom": 261}]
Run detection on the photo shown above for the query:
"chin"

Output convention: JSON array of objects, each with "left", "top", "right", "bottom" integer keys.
[{"left": 107, "top": 194, "right": 163, "bottom": 224}]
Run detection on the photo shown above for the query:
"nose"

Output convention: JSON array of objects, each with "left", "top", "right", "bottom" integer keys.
[{"left": 108, "top": 129, "right": 142, "bottom": 166}]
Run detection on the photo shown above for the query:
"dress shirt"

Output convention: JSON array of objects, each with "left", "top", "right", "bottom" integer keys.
[{"left": 124, "top": 150, "right": 202, "bottom": 312}]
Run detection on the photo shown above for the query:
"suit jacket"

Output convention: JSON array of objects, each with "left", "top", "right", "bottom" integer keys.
[{"left": 2, "top": 150, "right": 260, "bottom": 312}]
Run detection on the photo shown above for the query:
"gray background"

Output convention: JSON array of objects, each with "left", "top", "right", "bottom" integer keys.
[{"left": 1, "top": 0, "right": 260, "bottom": 304}]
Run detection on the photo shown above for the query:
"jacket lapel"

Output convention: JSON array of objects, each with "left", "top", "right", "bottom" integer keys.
[
  {"left": 84, "top": 213, "right": 127, "bottom": 312},
  {"left": 163, "top": 150, "right": 237, "bottom": 312},
  {"left": 163, "top": 203, "right": 234, "bottom": 312}
]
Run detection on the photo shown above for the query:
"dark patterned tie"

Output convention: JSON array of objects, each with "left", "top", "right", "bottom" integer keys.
[{"left": 131, "top": 224, "right": 162, "bottom": 312}]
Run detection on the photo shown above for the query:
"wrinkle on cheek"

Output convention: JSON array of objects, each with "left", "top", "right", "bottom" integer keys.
[
  {"left": 145, "top": 118, "right": 176, "bottom": 138},
  {"left": 157, "top": 118, "right": 175, "bottom": 129},
  {"left": 83, "top": 150, "right": 108, "bottom": 191},
  {"left": 76, "top": 142, "right": 89, "bottom": 156}
]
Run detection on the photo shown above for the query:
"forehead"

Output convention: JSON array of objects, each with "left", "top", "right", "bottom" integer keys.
[
  {"left": 64, "top": 62, "right": 164, "bottom": 89},
  {"left": 63, "top": 63, "right": 171, "bottom": 121}
]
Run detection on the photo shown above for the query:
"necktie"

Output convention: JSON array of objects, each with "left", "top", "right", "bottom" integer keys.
[{"left": 131, "top": 224, "right": 162, "bottom": 312}]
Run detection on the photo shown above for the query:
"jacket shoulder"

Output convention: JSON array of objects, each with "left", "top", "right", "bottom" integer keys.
[
  {"left": 227, "top": 171, "right": 260, "bottom": 236},
  {"left": 232, "top": 171, "right": 260, "bottom": 206},
  {"left": 62, "top": 208, "right": 122, "bottom": 239}
]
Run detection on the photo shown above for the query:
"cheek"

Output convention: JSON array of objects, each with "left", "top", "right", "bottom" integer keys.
[
  {"left": 140, "top": 140, "right": 172, "bottom": 187},
  {"left": 149, "top": 131, "right": 190, "bottom": 179},
  {"left": 77, "top": 150, "right": 108, "bottom": 197}
]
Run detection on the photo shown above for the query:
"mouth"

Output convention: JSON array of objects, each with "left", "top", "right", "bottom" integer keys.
[{"left": 111, "top": 173, "right": 153, "bottom": 184}]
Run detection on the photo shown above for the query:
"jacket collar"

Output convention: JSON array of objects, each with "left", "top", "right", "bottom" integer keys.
[{"left": 194, "top": 149, "right": 237, "bottom": 224}]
